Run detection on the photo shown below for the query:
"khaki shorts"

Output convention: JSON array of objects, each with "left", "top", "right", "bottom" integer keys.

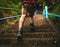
[{"left": 21, "top": 3, "right": 36, "bottom": 17}]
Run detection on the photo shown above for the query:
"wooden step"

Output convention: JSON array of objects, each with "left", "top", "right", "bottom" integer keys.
[
  {"left": 0, "top": 38, "right": 56, "bottom": 47},
  {"left": 1, "top": 32, "right": 55, "bottom": 38},
  {"left": 1, "top": 38, "right": 54, "bottom": 41},
  {"left": 2, "top": 30, "right": 56, "bottom": 34},
  {"left": 0, "top": 38, "right": 54, "bottom": 45},
  {"left": 3, "top": 28, "right": 52, "bottom": 33},
  {"left": 7, "top": 24, "right": 50, "bottom": 31}
]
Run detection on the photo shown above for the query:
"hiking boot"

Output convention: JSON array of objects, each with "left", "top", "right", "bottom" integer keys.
[
  {"left": 17, "top": 29, "right": 23, "bottom": 39},
  {"left": 30, "top": 23, "right": 35, "bottom": 32}
]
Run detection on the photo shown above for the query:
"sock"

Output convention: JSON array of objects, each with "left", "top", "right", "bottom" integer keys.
[
  {"left": 30, "top": 23, "right": 35, "bottom": 31},
  {"left": 18, "top": 28, "right": 22, "bottom": 34},
  {"left": 30, "top": 23, "right": 34, "bottom": 27}
]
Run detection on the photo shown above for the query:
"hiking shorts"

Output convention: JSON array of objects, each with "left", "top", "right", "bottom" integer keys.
[{"left": 21, "top": 3, "right": 36, "bottom": 17}]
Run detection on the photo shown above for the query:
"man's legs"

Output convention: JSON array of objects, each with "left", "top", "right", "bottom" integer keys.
[{"left": 17, "top": 6, "right": 27, "bottom": 37}]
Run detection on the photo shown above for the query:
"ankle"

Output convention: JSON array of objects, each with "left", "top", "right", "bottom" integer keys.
[
  {"left": 18, "top": 28, "right": 23, "bottom": 33},
  {"left": 30, "top": 23, "right": 34, "bottom": 27}
]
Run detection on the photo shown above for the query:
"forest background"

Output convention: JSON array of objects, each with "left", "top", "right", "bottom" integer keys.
[{"left": 0, "top": 0, "right": 60, "bottom": 29}]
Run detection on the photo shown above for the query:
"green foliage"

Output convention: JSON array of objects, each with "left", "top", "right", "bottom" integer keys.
[
  {"left": 51, "top": 3, "right": 60, "bottom": 14},
  {"left": 0, "top": 0, "right": 60, "bottom": 28},
  {"left": 0, "top": 0, "right": 22, "bottom": 8}
]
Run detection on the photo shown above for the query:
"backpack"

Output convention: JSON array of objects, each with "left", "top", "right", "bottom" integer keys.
[{"left": 22, "top": 0, "right": 37, "bottom": 3}]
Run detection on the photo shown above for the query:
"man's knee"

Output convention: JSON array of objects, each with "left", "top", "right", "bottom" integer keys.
[
  {"left": 21, "top": 14, "right": 26, "bottom": 18},
  {"left": 19, "top": 14, "right": 26, "bottom": 22}
]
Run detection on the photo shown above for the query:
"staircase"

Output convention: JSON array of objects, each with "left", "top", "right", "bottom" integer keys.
[{"left": 0, "top": 14, "right": 57, "bottom": 47}]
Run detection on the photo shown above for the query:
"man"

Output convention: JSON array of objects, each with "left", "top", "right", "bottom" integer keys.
[{"left": 17, "top": 0, "right": 38, "bottom": 38}]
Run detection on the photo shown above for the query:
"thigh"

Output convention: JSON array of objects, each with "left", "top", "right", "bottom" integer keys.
[{"left": 21, "top": 5, "right": 27, "bottom": 15}]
